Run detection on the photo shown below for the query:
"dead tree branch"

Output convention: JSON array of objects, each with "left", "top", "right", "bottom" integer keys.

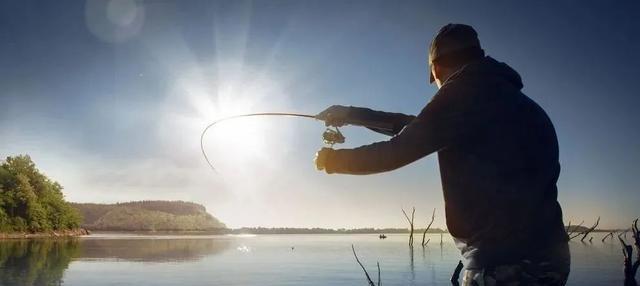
[
  {"left": 377, "top": 262, "right": 381, "bottom": 286},
  {"left": 451, "top": 260, "right": 464, "bottom": 285},
  {"left": 352, "top": 244, "right": 380, "bottom": 286},
  {"left": 402, "top": 207, "right": 415, "bottom": 247},
  {"left": 422, "top": 208, "right": 436, "bottom": 247},
  {"left": 602, "top": 232, "right": 615, "bottom": 243},
  {"left": 580, "top": 217, "right": 600, "bottom": 242},
  {"left": 567, "top": 220, "right": 585, "bottom": 240},
  {"left": 619, "top": 218, "right": 639, "bottom": 286}
]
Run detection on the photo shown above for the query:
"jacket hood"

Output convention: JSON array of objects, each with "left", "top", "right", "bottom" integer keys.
[{"left": 446, "top": 56, "right": 524, "bottom": 90}]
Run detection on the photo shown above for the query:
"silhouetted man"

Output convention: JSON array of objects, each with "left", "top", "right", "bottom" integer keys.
[{"left": 315, "top": 24, "right": 570, "bottom": 285}]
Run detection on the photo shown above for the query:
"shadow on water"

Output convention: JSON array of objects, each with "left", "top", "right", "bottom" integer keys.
[
  {"left": 0, "top": 239, "right": 79, "bottom": 286},
  {"left": 0, "top": 237, "right": 232, "bottom": 285}
]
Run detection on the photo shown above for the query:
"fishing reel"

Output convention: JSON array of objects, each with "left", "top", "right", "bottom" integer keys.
[{"left": 322, "top": 127, "right": 345, "bottom": 146}]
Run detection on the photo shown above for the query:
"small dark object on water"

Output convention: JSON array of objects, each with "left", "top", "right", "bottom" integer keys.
[{"left": 379, "top": 234, "right": 387, "bottom": 239}]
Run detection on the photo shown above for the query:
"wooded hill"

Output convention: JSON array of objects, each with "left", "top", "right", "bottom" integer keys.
[{"left": 71, "top": 201, "right": 226, "bottom": 231}]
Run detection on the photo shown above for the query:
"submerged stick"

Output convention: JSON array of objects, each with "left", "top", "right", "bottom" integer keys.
[
  {"left": 451, "top": 260, "right": 464, "bottom": 285},
  {"left": 602, "top": 232, "right": 614, "bottom": 243},
  {"left": 422, "top": 208, "right": 436, "bottom": 247},
  {"left": 581, "top": 217, "right": 600, "bottom": 242},
  {"left": 377, "top": 262, "right": 381, "bottom": 286},
  {"left": 352, "top": 244, "right": 379, "bottom": 286},
  {"left": 567, "top": 220, "right": 585, "bottom": 240},
  {"left": 619, "top": 218, "right": 639, "bottom": 286},
  {"left": 402, "top": 207, "right": 415, "bottom": 247}
]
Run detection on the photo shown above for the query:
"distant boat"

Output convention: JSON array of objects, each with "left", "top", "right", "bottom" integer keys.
[{"left": 379, "top": 234, "right": 387, "bottom": 239}]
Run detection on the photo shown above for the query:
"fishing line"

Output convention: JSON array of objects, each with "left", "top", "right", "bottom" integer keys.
[{"left": 200, "top": 112, "right": 319, "bottom": 173}]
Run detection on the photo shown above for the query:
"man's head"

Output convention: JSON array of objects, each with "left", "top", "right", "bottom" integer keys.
[{"left": 429, "top": 24, "right": 485, "bottom": 88}]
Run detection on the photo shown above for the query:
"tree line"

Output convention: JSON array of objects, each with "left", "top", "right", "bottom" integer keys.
[{"left": 0, "top": 155, "right": 81, "bottom": 233}]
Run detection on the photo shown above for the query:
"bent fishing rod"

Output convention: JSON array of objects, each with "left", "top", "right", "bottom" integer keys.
[{"left": 200, "top": 112, "right": 395, "bottom": 173}]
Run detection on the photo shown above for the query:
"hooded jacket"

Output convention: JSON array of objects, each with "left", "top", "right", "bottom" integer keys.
[{"left": 325, "top": 56, "right": 569, "bottom": 268}]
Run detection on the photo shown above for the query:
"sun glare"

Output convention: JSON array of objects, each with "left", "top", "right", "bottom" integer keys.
[{"left": 167, "top": 61, "right": 292, "bottom": 177}]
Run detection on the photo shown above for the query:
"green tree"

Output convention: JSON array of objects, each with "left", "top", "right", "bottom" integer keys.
[{"left": 0, "top": 155, "right": 80, "bottom": 233}]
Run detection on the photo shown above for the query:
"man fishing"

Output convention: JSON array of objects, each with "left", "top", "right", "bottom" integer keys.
[{"left": 315, "top": 24, "right": 570, "bottom": 285}]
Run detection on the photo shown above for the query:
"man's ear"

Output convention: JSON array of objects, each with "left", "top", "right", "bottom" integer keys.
[{"left": 432, "top": 64, "right": 441, "bottom": 83}]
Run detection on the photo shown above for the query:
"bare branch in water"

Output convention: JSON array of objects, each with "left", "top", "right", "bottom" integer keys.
[
  {"left": 422, "top": 208, "right": 436, "bottom": 247},
  {"left": 619, "top": 218, "right": 639, "bottom": 286},
  {"left": 567, "top": 220, "right": 585, "bottom": 240},
  {"left": 602, "top": 232, "right": 615, "bottom": 243},
  {"left": 580, "top": 217, "right": 600, "bottom": 242},
  {"left": 377, "top": 262, "right": 381, "bottom": 286},
  {"left": 351, "top": 244, "right": 379, "bottom": 286},
  {"left": 402, "top": 207, "right": 415, "bottom": 247},
  {"left": 451, "top": 260, "right": 464, "bottom": 285}
]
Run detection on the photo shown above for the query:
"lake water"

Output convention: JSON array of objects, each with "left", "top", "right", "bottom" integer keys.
[{"left": 0, "top": 232, "right": 629, "bottom": 285}]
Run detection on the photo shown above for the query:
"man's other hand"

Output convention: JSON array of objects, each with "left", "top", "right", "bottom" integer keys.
[
  {"left": 314, "top": 147, "right": 333, "bottom": 171},
  {"left": 315, "top": 105, "right": 351, "bottom": 127}
]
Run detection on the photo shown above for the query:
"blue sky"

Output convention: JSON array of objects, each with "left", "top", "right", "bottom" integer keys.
[{"left": 1, "top": 0, "right": 638, "bottom": 228}]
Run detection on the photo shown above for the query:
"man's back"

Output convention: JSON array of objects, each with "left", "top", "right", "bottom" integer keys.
[{"left": 435, "top": 56, "right": 568, "bottom": 268}]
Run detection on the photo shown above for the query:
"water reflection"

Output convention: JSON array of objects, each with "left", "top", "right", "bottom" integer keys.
[
  {"left": 78, "top": 238, "right": 231, "bottom": 262},
  {"left": 408, "top": 246, "right": 415, "bottom": 282},
  {"left": 0, "top": 237, "right": 232, "bottom": 286},
  {"left": 0, "top": 239, "right": 79, "bottom": 286},
  {"left": 0, "top": 234, "right": 627, "bottom": 286}
]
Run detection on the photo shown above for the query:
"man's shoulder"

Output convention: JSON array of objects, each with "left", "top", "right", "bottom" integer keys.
[{"left": 429, "top": 77, "right": 481, "bottom": 110}]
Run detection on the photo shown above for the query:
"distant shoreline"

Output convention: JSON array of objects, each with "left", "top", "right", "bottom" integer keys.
[
  {"left": 81, "top": 227, "right": 622, "bottom": 236},
  {"left": 76, "top": 227, "right": 448, "bottom": 235},
  {"left": 0, "top": 228, "right": 90, "bottom": 239},
  {"left": 226, "top": 227, "right": 448, "bottom": 235},
  {"left": 1, "top": 227, "right": 622, "bottom": 239}
]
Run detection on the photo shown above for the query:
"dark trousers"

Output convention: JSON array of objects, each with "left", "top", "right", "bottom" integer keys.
[{"left": 462, "top": 242, "right": 570, "bottom": 286}]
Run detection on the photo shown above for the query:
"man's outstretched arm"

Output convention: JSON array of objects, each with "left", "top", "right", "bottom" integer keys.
[
  {"left": 318, "top": 100, "right": 452, "bottom": 175},
  {"left": 350, "top": 107, "right": 416, "bottom": 136},
  {"left": 316, "top": 105, "right": 415, "bottom": 136}
]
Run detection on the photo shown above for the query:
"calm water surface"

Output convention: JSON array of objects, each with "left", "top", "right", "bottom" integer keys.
[{"left": 0, "top": 233, "right": 627, "bottom": 285}]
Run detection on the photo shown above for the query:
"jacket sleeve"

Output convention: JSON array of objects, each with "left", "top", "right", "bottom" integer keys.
[
  {"left": 347, "top": 107, "right": 416, "bottom": 136},
  {"left": 325, "top": 87, "right": 470, "bottom": 175}
]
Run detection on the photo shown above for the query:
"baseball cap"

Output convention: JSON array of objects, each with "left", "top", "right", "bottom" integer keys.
[{"left": 429, "top": 24, "right": 483, "bottom": 83}]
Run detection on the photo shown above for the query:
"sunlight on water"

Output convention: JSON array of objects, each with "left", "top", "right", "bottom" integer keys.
[{"left": 0, "top": 233, "right": 629, "bottom": 286}]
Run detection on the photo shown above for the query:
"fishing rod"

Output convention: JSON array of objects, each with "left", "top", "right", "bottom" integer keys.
[{"left": 200, "top": 112, "right": 395, "bottom": 173}]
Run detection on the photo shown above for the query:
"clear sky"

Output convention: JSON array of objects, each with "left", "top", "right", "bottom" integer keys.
[{"left": 1, "top": 0, "right": 639, "bottom": 229}]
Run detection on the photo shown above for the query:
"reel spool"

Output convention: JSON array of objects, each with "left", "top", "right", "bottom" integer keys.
[{"left": 322, "top": 127, "right": 345, "bottom": 146}]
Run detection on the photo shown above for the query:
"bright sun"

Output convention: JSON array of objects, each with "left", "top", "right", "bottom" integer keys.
[{"left": 169, "top": 61, "right": 292, "bottom": 175}]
